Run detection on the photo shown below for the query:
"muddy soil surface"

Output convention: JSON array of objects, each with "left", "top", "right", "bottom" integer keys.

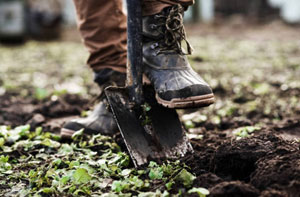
[
  {"left": 1, "top": 23, "right": 300, "bottom": 196},
  {"left": 184, "top": 130, "right": 300, "bottom": 196},
  {"left": 0, "top": 92, "right": 89, "bottom": 133},
  {"left": 1, "top": 92, "right": 299, "bottom": 196}
]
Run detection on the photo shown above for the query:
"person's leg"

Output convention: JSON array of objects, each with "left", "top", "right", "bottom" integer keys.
[
  {"left": 61, "top": 0, "right": 127, "bottom": 138},
  {"left": 73, "top": 0, "right": 127, "bottom": 73},
  {"left": 73, "top": 0, "right": 193, "bottom": 73},
  {"left": 143, "top": 0, "right": 194, "bottom": 16}
]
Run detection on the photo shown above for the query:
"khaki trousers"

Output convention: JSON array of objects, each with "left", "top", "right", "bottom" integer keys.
[{"left": 73, "top": 0, "right": 194, "bottom": 73}]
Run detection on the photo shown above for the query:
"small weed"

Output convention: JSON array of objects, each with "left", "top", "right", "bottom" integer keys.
[
  {"left": 233, "top": 126, "right": 261, "bottom": 140},
  {"left": 188, "top": 187, "right": 210, "bottom": 197},
  {"left": 141, "top": 102, "right": 152, "bottom": 126},
  {"left": 0, "top": 125, "right": 208, "bottom": 196}
]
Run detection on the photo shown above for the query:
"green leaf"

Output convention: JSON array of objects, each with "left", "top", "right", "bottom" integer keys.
[
  {"left": 0, "top": 137, "right": 5, "bottom": 147},
  {"left": 233, "top": 126, "right": 261, "bottom": 139},
  {"left": 40, "top": 187, "right": 55, "bottom": 194},
  {"left": 35, "top": 127, "right": 43, "bottom": 136},
  {"left": 41, "top": 138, "right": 61, "bottom": 148},
  {"left": 71, "top": 129, "right": 84, "bottom": 140},
  {"left": 129, "top": 176, "right": 144, "bottom": 188},
  {"left": 188, "top": 187, "right": 210, "bottom": 197},
  {"left": 102, "top": 193, "right": 120, "bottom": 197},
  {"left": 0, "top": 155, "right": 9, "bottom": 163},
  {"left": 69, "top": 160, "right": 80, "bottom": 168},
  {"left": 121, "top": 169, "right": 132, "bottom": 177},
  {"left": 80, "top": 110, "right": 89, "bottom": 117},
  {"left": 18, "top": 125, "right": 30, "bottom": 133},
  {"left": 29, "top": 169, "right": 37, "bottom": 178},
  {"left": 34, "top": 87, "right": 48, "bottom": 100},
  {"left": 148, "top": 167, "right": 163, "bottom": 180},
  {"left": 58, "top": 144, "right": 74, "bottom": 155},
  {"left": 184, "top": 120, "right": 195, "bottom": 129},
  {"left": 174, "top": 169, "right": 196, "bottom": 188},
  {"left": 0, "top": 155, "right": 12, "bottom": 171},
  {"left": 73, "top": 168, "right": 91, "bottom": 184},
  {"left": 253, "top": 83, "right": 270, "bottom": 95},
  {"left": 137, "top": 170, "right": 145, "bottom": 175},
  {"left": 119, "top": 154, "right": 130, "bottom": 167},
  {"left": 74, "top": 187, "right": 91, "bottom": 195},
  {"left": 111, "top": 181, "right": 124, "bottom": 193},
  {"left": 148, "top": 161, "right": 158, "bottom": 168},
  {"left": 161, "top": 164, "right": 172, "bottom": 176},
  {"left": 165, "top": 181, "right": 174, "bottom": 191},
  {"left": 60, "top": 176, "right": 70, "bottom": 185},
  {"left": 138, "top": 190, "right": 169, "bottom": 197},
  {"left": 142, "top": 103, "right": 152, "bottom": 112},
  {"left": 52, "top": 158, "right": 62, "bottom": 166},
  {"left": 80, "top": 163, "right": 96, "bottom": 174}
]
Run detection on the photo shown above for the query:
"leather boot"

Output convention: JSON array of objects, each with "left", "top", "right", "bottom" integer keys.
[
  {"left": 143, "top": 5, "right": 214, "bottom": 108},
  {"left": 60, "top": 69, "right": 126, "bottom": 138}
]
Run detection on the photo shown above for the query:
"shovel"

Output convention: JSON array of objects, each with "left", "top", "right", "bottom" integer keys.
[{"left": 105, "top": 0, "right": 193, "bottom": 167}]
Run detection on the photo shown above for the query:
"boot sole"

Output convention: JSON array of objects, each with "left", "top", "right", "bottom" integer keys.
[
  {"left": 156, "top": 93, "right": 215, "bottom": 109},
  {"left": 61, "top": 126, "right": 118, "bottom": 139},
  {"left": 60, "top": 128, "right": 76, "bottom": 139}
]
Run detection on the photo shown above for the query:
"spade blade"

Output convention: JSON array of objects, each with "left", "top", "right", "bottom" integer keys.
[{"left": 105, "top": 86, "right": 193, "bottom": 167}]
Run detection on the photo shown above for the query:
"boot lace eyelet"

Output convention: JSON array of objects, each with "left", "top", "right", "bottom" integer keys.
[
  {"left": 154, "top": 50, "right": 160, "bottom": 56},
  {"left": 151, "top": 43, "right": 159, "bottom": 49},
  {"left": 154, "top": 15, "right": 160, "bottom": 20},
  {"left": 150, "top": 24, "right": 157, "bottom": 30}
]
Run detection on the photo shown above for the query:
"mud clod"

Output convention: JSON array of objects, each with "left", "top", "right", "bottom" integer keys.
[
  {"left": 212, "top": 135, "right": 277, "bottom": 181},
  {"left": 0, "top": 93, "right": 89, "bottom": 129},
  {"left": 260, "top": 189, "right": 288, "bottom": 197},
  {"left": 193, "top": 172, "right": 223, "bottom": 189},
  {"left": 209, "top": 181, "right": 260, "bottom": 197},
  {"left": 251, "top": 152, "right": 300, "bottom": 192},
  {"left": 27, "top": 113, "right": 46, "bottom": 127}
]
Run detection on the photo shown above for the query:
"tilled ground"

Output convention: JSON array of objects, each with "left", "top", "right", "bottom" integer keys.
[
  {"left": 185, "top": 127, "right": 300, "bottom": 196},
  {"left": 1, "top": 92, "right": 300, "bottom": 196},
  {"left": 1, "top": 22, "right": 300, "bottom": 196}
]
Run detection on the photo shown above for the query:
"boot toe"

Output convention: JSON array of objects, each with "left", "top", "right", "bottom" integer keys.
[
  {"left": 156, "top": 83, "right": 214, "bottom": 109},
  {"left": 60, "top": 101, "right": 118, "bottom": 139},
  {"left": 145, "top": 68, "right": 215, "bottom": 108},
  {"left": 158, "top": 83, "right": 213, "bottom": 101}
]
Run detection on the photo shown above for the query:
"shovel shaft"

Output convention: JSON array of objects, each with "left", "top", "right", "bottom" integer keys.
[{"left": 126, "top": 0, "right": 143, "bottom": 105}]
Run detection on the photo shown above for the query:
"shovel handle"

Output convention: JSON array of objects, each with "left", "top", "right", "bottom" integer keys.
[{"left": 126, "top": 0, "right": 143, "bottom": 105}]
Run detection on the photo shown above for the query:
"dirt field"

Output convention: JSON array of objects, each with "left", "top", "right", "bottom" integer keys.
[{"left": 0, "top": 22, "right": 300, "bottom": 196}]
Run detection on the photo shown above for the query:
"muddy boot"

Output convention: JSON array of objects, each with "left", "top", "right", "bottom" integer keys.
[
  {"left": 60, "top": 69, "right": 126, "bottom": 138},
  {"left": 143, "top": 5, "right": 214, "bottom": 108}
]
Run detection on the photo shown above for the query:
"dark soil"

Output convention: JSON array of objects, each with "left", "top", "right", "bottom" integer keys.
[
  {"left": 0, "top": 92, "right": 89, "bottom": 133},
  {"left": 184, "top": 132, "right": 300, "bottom": 196},
  {"left": 1, "top": 92, "right": 299, "bottom": 196},
  {"left": 1, "top": 23, "right": 300, "bottom": 196}
]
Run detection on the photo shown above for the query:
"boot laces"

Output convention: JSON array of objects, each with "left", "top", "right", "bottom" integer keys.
[{"left": 154, "top": 5, "right": 193, "bottom": 55}]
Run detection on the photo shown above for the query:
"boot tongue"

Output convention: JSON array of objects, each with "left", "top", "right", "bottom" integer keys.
[
  {"left": 143, "top": 5, "right": 193, "bottom": 55},
  {"left": 142, "top": 16, "right": 163, "bottom": 39}
]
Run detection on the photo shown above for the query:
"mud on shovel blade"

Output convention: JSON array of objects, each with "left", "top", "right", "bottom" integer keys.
[{"left": 105, "top": 0, "right": 193, "bottom": 167}]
